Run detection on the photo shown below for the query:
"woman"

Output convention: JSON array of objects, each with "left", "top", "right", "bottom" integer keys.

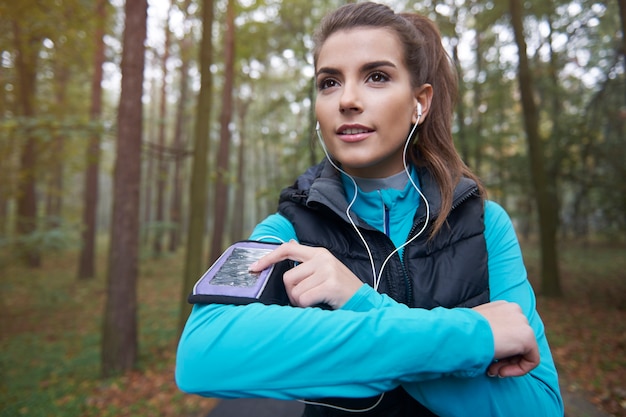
[{"left": 176, "top": 3, "right": 563, "bottom": 416}]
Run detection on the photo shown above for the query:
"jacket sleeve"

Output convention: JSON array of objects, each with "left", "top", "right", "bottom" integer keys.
[
  {"left": 175, "top": 298, "right": 495, "bottom": 400},
  {"left": 398, "top": 201, "right": 563, "bottom": 417},
  {"left": 175, "top": 214, "right": 496, "bottom": 400}
]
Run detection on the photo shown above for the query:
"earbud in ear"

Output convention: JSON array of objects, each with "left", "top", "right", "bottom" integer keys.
[
  {"left": 417, "top": 103, "right": 422, "bottom": 118},
  {"left": 316, "top": 121, "right": 320, "bottom": 130}
]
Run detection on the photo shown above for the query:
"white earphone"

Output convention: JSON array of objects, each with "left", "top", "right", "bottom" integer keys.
[{"left": 416, "top": 102, "right": 422, "bottom": 121}]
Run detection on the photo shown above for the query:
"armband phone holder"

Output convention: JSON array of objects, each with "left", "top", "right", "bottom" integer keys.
[{"left": 188, "top": 241, "right": 292, "bottom": 306}]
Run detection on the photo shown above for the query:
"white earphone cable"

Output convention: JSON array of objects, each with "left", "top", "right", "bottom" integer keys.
[
  {"left": 374, "top": 119, "right": 430, "bottom": 290},
  {"left": 315, "top": 117, "right": 429, "bottom": 291},
  {"left": 295, "top": 118, "right": 429, "bottom": 413},
  {"left": 315, "top": 125, "right": 379, "bottom": 288}
]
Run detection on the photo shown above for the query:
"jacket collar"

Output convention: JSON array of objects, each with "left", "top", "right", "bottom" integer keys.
[{"left": 283, "top": 159, "right": 478, "bottom": 226}]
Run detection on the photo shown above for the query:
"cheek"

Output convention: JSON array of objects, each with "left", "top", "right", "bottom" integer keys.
[
  {"left": 314, "top": 102, "right": 324, "bottom": 126},
  {"left": 386, "top": 97, "right": 414, "bottom": 126}
]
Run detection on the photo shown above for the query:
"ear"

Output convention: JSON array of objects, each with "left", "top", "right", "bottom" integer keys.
[{"left": 412, "top": 84, "right": 433, "bottom": 125}]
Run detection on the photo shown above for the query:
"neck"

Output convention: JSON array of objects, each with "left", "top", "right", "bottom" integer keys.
[{"left": 348, "top": 169, "right": 410, "bottom": 193}]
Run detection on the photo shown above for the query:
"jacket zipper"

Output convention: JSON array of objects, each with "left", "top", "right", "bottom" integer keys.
[{"left": 383, "top": 205, "right": 390, "bottom": 237}]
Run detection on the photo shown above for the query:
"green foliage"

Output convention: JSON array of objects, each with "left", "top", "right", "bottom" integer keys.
[
  {"left": 0, "top": 217, "right": 80, "bottom": 269},
  {"left": 21, "top": 220, "right": 78, "bottom": 249}
]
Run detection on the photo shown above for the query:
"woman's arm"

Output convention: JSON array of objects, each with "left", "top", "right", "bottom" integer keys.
[
  {"left": 176, "top": 214, "right": 497, "bottom": 400},
  {"left": 398, "top": 201, "right": 563, "bottom": 417},
  {"left": 175, "top": 293, "right": 495, "bottom": 399}
]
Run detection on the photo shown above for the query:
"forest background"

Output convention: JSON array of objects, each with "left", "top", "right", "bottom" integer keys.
[{"left": 1, "top": 0, "right": 625, "bottom": 416}]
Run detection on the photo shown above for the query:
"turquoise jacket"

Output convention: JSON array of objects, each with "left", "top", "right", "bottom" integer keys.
[{"left": 175, "top": 167, "right": 563, "bottom": 417}]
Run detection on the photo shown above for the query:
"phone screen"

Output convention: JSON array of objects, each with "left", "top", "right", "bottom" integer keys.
[
  {"left": 192, "top": 241, "right": 278, "bottom": 299},
  {"left": 209, "top": 247, "right": 273, "bottom": 288}
]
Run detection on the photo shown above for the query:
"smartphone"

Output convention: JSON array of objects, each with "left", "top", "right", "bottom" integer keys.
[{"left": 192, "top": 241, "right": 278, "bottom": 300}]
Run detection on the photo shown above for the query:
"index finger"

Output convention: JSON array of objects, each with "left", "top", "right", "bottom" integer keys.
[{"left": 248, "top": 240, "right": 306, "bottom": 272}]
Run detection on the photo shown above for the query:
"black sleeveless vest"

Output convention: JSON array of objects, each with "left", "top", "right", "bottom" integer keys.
[{"left": 278, "top": 161, "right": 490, "bottom": 417}]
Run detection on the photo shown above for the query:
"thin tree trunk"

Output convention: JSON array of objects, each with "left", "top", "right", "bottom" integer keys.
[
  {"left": 142, "top": 77, "right": 157, "bottom": 246},
  {"left": 101, "top": 0, "right": 148, "bottom": 376},
  {"left": 208, "top": 0, "right": 236, "bottom": 264},
  {"left": 231, "top": 99, "right": 249, "bottom": 242},
  {"left": 472, "top": 33, "right": 484, "bottom": 177},
  {"left": 13, "top": 21, "right": 41, "bottom": 268},
  {"left": 450, "top": 6, "right": 469, "bottom": 166},
  {"left": 46, "top": 66, "right": 69, "bottom": 229},
  {"left": 617, "top": 0, "right": 626, "bottom": 72},
  {"left": 169, "top": 0, "right": 193, "bottom": 253},
  {"left": 78, "top": 0, "right": 106, "bottom": 280},
  {"left": 153, "top": 5, "right": 172, "bottom": 257},
  {"left": 618, "top": 0, "right": 626, "bottom": 121},
  {"left": 453, "top": 40, "right": 469, "bottom": 165},
  {"left": 179, "top": 0, "right": 215, "bottom": 334},
  {"left": 509, "top": 0, "right": 561, "bottom": 297},
  {"left": 169, "top": 34, "right": 192, "bottom": 253}
]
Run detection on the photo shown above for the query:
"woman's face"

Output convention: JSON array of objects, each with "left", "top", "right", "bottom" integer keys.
[{"left": 315, "top": 27, "right": 424, "bottom": 178}]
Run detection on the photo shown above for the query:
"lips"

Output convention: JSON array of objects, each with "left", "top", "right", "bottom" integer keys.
[
  {"left": 335, "top": 125, "right": 374, "bottom": 143},
  {"left": 340, "top": 127, "right": 371, "bottom": 135},
  {"left": 337, "top": 124, "right": 373, "bottom": 134},
  {"left": 336, "top": 124, "right": 374, "bottom": 141}
]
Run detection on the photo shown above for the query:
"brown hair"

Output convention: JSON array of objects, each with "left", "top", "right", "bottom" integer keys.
[{"left": 313, "top": 2, "right": 485, "bottom": 236}]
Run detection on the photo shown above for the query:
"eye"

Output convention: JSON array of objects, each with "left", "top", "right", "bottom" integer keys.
[
  {"left": 368, "top": 71, "right": 390, "bottom": 83},
  {"left": 317, "top": 77, "right": 340, "bottom": 91}
]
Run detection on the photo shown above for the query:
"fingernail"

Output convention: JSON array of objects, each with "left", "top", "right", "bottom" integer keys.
[
  {"left": 248, "top": 261, "right": 259, "bottom": 271},
  {"left": 487, "top": 372, "right": 497, "bottom": 378}
]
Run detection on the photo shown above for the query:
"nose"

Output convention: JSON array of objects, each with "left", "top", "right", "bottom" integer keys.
[{"left": 339, "top": 81, "right": 363, "bottom": 114}]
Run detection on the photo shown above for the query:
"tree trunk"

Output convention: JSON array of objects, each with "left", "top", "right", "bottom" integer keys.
[
  {"left": 231, "top": 99, "right": 250, "bottom": 242},
  {"left": 509, "top": 0, "right": 561, "bottom": 297},
  {"left": 452, "top": 40, "right": 469, "bottom": 165},
  {"left": 169, "top": 33, "right": 192, "bottom": 253},
  {"left": 13, "top": 21, "right": 41, "bottom": 268},
  {"left": 101, "top": 0, "right": 148, "bottom": 377},
  {"left": 142, "top": 79, "right": 157, "bottom": 246},
  {"left": 169, "top": 0, "right": 193, "bottom": 253},
  {"left": 449, "top": 6, "right": 469, "bottom": 166},
  {"left": 153, "top": 5, "right": 172, "bottom": 257},
  {"left": 617, "top": 0, "right": 626, "bottom": 118},
  {"left": 472, "top": 33, "right": 484, "bottom": 176},
  {"left": 45, "top": 63, "right": 69, "bottom": 230},
  {"left": 179, "top": 0, "right": 215, "bottom": 334},
  {"left": 208, "top": 0, "right": 236, "bottom": 264},
  {"left": 617, "top": 0, "right": 626, "bottom": 75},
  {"left": 78, "top": 0, "right": 106, "bottom": 280}
]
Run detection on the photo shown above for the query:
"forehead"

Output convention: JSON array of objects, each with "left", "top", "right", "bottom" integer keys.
[{"left": 316, "top": 27, "right": 406, "bottom": 71}]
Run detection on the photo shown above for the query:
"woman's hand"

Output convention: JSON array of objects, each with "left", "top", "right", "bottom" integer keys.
[
  {"left": 249, "top": 241, "right": 364, "bottom": 309},
  {"left": 472, "top": 301, "right": 540, "bottom": 378}
]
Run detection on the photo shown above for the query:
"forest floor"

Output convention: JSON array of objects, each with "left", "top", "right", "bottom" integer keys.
[{"left": 0, "top": 241, "right": 624, "bottom": 417}]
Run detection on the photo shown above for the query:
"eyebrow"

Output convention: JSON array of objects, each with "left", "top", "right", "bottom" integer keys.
[{"left": 316, "top": 60, "right": 397, "bottom": 77}]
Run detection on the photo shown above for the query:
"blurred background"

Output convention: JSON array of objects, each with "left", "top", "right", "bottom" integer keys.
[{"left": 1, "top": 0, "right": 624, "bottom": 416}]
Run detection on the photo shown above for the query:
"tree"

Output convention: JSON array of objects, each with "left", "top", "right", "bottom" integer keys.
[
  {"left": 179, "top": 0, "right": 215, "bottom": 333},
  {"left": 78, "top": 0, "right": 107, "bottom": 280},
  {"left": 44, "top": 63, "right": 68, "bottom": 230},
  {"left": 509, "top": 0, "right": 561, "bottom": 296},
  {"left": 208, "top": 0, "right": 236, "bottom": 263},
  {"left": 153, "top": 3, "right": 172, "bottom": 257},
  {"left": 617, "top": 0, "right": 626, "bottom": 76},
  {"left": 12, "top": 16, "right": 41, "bottom": 267},
  {"left": 101, "top": 0, "right": 148, "bottom": 376},
  {"left": 230, "top": 97, "right": 250, "bottom": 242},
  {"left": 168, "top": 0, "right": 194, "bottom": 253}
]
